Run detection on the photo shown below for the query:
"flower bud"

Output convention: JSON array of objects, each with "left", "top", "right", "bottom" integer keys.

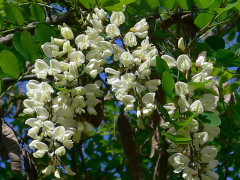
[
  {"left": 61, "top": 26, "right": 74, "bottom": 40},
  {"left": 64, "top": 166, "right": 76, "bottom": 176},
  {"left": 83, "top": 121, "right": 93, "bottom": 136},
  {"left": 42, "top": 165, "right": 53, "bottom": 175},
  {"left": 178, "top": 37, "right": 185, "bottom": 51},
  {"left": 55, "top": 146, "right": 66, "bottom": 156}
]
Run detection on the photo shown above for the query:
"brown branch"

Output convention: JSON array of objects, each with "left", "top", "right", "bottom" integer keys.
[
  {"left": 79, "top": 142, "right": 90, "bottom": 180},
  {"left": 0, "top": 12, "right": 72, "bottom": 45}
]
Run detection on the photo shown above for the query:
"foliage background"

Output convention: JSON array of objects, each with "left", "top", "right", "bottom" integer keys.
[{"left": 0, "top": 0, "right": 240, "bottom": 179}]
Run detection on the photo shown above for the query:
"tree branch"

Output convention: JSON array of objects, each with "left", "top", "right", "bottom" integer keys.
[{"left": 79, "top": 142, "right": 90, "bottom": 180}]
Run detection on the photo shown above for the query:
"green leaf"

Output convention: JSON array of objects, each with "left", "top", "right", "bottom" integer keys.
[
  {"left": 162, "top": 71, "right": 175, "bottom": 100},
  {"left": 21, "top": 31, "right": 39, "bottom": 62},
  {"left": 205, "top": 36, "right": 225, "bottom": 51},
  {"left": 78, "top": 0, "right": 96, "bottom": 9},
  {"left": 188, "top": 81, "right": 210, "bottom": 91},
  {"left": 198, "top": 111, "right": 221, "bottom": 127},
  {"left": 194, "top": 0, "right": 214, "bottom": 9},
  {"left": 160, "top": 0, "right": 175, "bottom": 10},
  {"left": 4, "top": 3, "right": 24, "bottom": 26},
  {"left": 219, "top": 70, "right": 235, "bottom": 87},
  {"left": 223, "top": 82, "right": 240, "bottom": 95},
  {"left": 215, "top": 49, "right": 240, "bottom": 67},
  {"left": 100, "top": 0, "right": 120, "bottom": 7},
  {"left": 13, "top": 32, "right": 28, "bottom": 60},
  {"left": 14, "top": 31, "right": 39, "bottom": 62},
  {"left": 103, "top": 0, "right": 137, "bottom": 11},
  {"left": 141, "top": 0, "right": 160, "bottom": 10},
  {"left": 35, "top": 22, "right": 58, "bottom": 43},
  {"left": 163, "top": 132, "right": 191, "bottom": 144},
  {"left": 175, "top": 0, "right": 194, "bottom": 10},
  {"left": 214, "top": 1, "right": 240, "bottom": 14},
  {"left": 156, "top": 56, "right": 170, "bottom": 77},
  {"left": 175, "top": 113, "right": 197, "bottom": 129},
  {"left": 31, "top": 3, "right": 46, "bottom": 22},
  {"left": 0, "top": 50, "right": 20, "bottom": 78},
  {"left": 157, "top": 103, "right": 178, "bottom": 126},
  {"left": 194, "top": 13, "right": 214, "bottom": 29}
]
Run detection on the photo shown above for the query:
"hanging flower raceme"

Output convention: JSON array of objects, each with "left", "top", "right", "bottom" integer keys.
[{"left": 23, "top": 6, "right": 221, "bottom": 179}]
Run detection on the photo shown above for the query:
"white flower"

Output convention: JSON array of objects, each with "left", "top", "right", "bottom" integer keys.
[
  {"left": 25, "top": 118, "right": 41, "bottom": 127},
  {"left": 119, "top": 51, "right": 135, "bottom": 67},
  {"left": 195, "top": 51, "right": 207, "bottom": 67},
  {"left": 32, "top": 141, "right": 49, "bottom": 158},
  {"left": 190, "top": 100, "right": 204, "bottom": 114},
  {"left": 182, "top": 167, "right": 199, "bottom": 180},
  {"left": 42, "top": 165, "right": 53, "bottom": 175},
  {"left": 91, "top": 19, "right": 103, "bottom": 31},
  {"left": 32, "top": 59, "right": 49, "bottom": 79},
  {"left": 75, "top": 34, "right": 90, "bottom": 50},
  {"left": 83, "top": 121, "right": 93, "bottom": 136},
  {"left": 194, "top": 132, "right": 209, "bottom": 145},
  {"left": 121, "top": 95, "right": 135, "bottom": 112},
  {"left": 142, "top": 93, "right": 156, "bottom": 116},
  {"left": 206, "top": 160, "right": 219, "bottom": 170},
  {"left": 106, "top": 24, "right": 120, "bottom": 39},
  {"left": 200, "top": 146, "right": 218, "bottom": 163},
  {"left": 63, "top": 40, "right": 74, "bottom": 52},
  {"left": 203, "top": 125, "right": 220, "bottom": 142},
  {"left": 35, "top": 106, "right": 49, "bottom": 120},
  {"left": 41, "top": 42, "right": 59, "bottom": 57},
  {"left": 177, "top": 54, "right": 192, "bottom": 73},
  {"left": 94, "top": 8, "right": 106, "bottom": 19},
  {"left": 178, "top": 37, "right": 186, "bottom": 51},
  {"left": 64, "top": 166, "right": 76, "bottom": 176},
  {"left": 110, "top": 12, "right": 125, "bottom": 26},
  {"left": 61, "top": 26, "right": 74, "bottom": 40},
  {"left": 201, "top": 171, "right": 219, "bottom": 180},
  {"left": 52, "top": 126, "right": 65, "bottom": 142},
  {"left": 55, "top": 146, "right": 66, "bottom": 156},
  {"left": 200, "top": 94, "right": 215, "bottom": 111},
  {"left": 175, "top": 82, "right": 190, "bottom": 97},
  {"left": 168, "top": 153, "right": 190, "bottom": 173},
  {"left": 86, "top": 41, "right": 113, "bottom": 60},
  {"left": 132, "top": 18, "right": 149, "bottom": 38},
  {"left": 52, "top": 37, "right": 66, "bottom": 46},
  {"left": 70, "top": 51, "right": 85, "bottom": 67},
  {"left": 178, "top": 97, "right": 190, "bottom": 113},
  {"left": 49, "top": 59, "right": 61, "bottom": 75},
  {"left": 54, "top": 169, "right": 60, "bottom": 178},
  {"left": 123, "top": 32, "right": 137, "bottom": 47},
  {"left": 145, "top": 79, "right": 161, "bottom": 92},
  {"left": 85, "top": 59, "right": 103, "bottom": 78},
  {"left": 161, "top": 55, "right": 176, "bottom": 68},
  {"left": 163, "top": 103, "right": 176, "bottom": 117}
]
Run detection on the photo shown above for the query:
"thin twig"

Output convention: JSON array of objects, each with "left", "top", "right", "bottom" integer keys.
[{"left": 0, "top": 66, "right": 33, "bottom": 99}]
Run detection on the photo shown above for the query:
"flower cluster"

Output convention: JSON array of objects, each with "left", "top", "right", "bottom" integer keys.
[
  {"left": 23, "top": 6, "right": 221, "bottom": 179},
  {"left": 161, "top": 50, "right": 220, "bottom": 179}
]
